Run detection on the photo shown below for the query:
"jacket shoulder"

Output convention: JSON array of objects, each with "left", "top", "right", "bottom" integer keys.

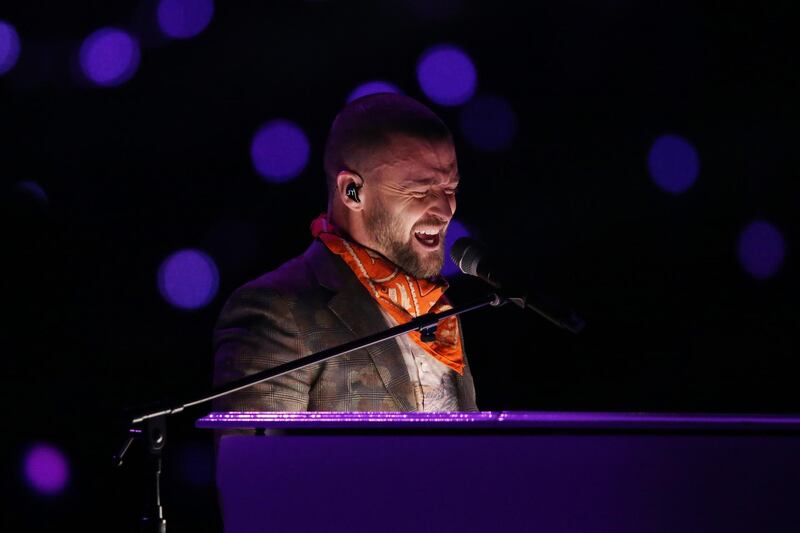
[{"left": 220, "top": 242, "right": 334, "bottom": 319}]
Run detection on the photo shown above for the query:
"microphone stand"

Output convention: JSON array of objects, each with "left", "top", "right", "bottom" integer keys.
[{"left": 114, "top": 290, "right": 527, "bottom": 532}]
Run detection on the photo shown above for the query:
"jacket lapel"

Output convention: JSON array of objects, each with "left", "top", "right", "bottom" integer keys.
[{"left": 305, "top": 241, "right": 416, "bottom": 411}]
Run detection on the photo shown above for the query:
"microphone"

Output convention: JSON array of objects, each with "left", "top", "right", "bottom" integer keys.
[
  {"left": 450, "top": 237, "right": 586, "bottom": 334},
  {"left": 451, "top": 238, "right": 504, "bottom": 288}
]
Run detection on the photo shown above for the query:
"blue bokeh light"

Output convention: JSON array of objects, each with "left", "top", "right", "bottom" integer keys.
[
  {"left": 460, "top": 94, "right": 518, "bottom": 152},
  {"left": 442, "top": 219, "right": 471, "bottom": 277},
  {"left": 416, "top": 44, "right": 477, "bottom": 107},
  {"left": 157, "top": 249, "right": 220, "bottom": 310},
  {"left": 250, "top": 119, "right": 310, "bottom": 183},
  {"left": 157, "top": 0, "right": 215, "bottom": 39},
  {"left": 0, "top": 20, "right": 21, "bottom": 75},
  {"left": 79, "top": 28, "right": 141, "bottom": 87},
  {"left": 346, "top": 80, "right": 402, "bottom": 103},
  {"left": 737, "top": 220, "right": 785, "bottom": 280},
  {"left": 647, "top": 134, "right": 700, "bottom": 194},
  {"left": 24, "top": 443, "right": 70, "bottom": 495}
]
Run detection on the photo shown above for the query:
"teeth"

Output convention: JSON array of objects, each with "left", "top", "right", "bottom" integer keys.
[{"left": 415, "top": 228, "right": 441, "bottom": 236}]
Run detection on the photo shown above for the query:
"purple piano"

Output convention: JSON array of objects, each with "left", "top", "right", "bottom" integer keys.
[{"left": 197, "top": 411, "right": 800, "bottom": 533}]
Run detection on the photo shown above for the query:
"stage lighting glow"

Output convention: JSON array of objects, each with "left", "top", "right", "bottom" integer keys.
[
  {"left": 0, "top": 20, "right": 21, "bottom": 75},
  {"left": 346, "top": 80, "right": 402, "bottom": 103},
  {"left": 157, "top": 0, "right": 214, "bottom": 39},
  {"left": 416, "top": 44, "right": 477, "bottom": 106},
  {"left": 79, "top": 28, "right": 140, "bottom": 87},
  {"left": 250, "top": 119, "right": 310, "bottom": 183},
  {"left": 738, "top": 220, "right": 785, "bottom": 280},
  {"left": 158, "top": 249, "right": 219, "bottom": 310},
  {"left": 17, "top": 180, "right": 48, "bottom": 206},
  {"left": 443, "top": 219, "right": 471, "bottom": 277},
  {"left": 460, "top": 94, "right": 517, "bottom": 152},
  {"left": 647, "top": 134, "right": 699, "bottom": 194},
  {"left": 24, "top": 443, "right": 69, "bottom": 495}
]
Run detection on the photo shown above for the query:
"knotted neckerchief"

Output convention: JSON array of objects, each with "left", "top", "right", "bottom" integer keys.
[{"left": 311, "top": 213, "right": 464, "bottom": 374}]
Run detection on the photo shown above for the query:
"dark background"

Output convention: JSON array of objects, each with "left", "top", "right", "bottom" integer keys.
[{"left": 2, "top": 1, "right": 797, "bottom": 531}]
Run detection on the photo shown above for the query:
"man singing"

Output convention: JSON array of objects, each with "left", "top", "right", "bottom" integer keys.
[{"left": 213, "top": 93, "right": 477, "bottom": 412}]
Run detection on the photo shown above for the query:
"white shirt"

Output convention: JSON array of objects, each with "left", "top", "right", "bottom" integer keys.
[{"left": 380, "top": 309, "right": 460, "bottom": 412}]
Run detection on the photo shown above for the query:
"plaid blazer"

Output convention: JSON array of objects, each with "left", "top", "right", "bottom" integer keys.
[{"left": 212, "top": 239, "right": 478, "bottom": 412}]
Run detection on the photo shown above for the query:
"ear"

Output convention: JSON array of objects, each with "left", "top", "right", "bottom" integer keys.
[{"left": 335, "top": 170, "right": 364, "bottom": 212}]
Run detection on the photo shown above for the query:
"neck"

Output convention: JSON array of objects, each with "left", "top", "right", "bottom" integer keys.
[{"left": 328, "top": 205, "right": 374, "bottom": 253}]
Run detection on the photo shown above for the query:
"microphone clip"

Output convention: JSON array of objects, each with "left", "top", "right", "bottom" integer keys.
[
  {"left": 490, "top": 290, "right": 528, "bottom": 309},
  {"left": 419, "top": 324, "right": 437, "bottom": 343}
]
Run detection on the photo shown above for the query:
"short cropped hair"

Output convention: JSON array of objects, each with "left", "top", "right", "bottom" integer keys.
[{"left": 323, "top": 93, "right": 452, "bottom": 199}]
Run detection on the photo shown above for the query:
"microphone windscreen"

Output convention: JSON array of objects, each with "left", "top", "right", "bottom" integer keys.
[{"left": 450, "top": 238, "right": 484, "bottom": 276}]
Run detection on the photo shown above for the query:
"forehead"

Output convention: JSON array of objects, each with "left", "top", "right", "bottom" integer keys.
[{"left": 364, "top": 133, "right": 458, "bottom": 183}]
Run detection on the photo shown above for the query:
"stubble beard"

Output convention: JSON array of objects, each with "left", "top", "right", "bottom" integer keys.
[{"left": 363, "top": 198, "right": 445, "bottom": 279}]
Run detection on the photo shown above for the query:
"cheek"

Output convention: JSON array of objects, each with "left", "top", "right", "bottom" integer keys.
[
  {"left": 404, "top": 203, "right": 431, "bottom": 228},
  {"left": 390, "top": 199, "right": 425, "bottom": 228}
]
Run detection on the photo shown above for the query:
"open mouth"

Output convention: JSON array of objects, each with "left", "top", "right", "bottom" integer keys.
[{"left": 413, "top": 229, "right": 442, "bottom": 249}]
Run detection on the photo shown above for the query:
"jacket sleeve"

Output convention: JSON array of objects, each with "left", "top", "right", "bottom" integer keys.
[{"left": 212, "top": 284, "right": 318, "bottom": 412}]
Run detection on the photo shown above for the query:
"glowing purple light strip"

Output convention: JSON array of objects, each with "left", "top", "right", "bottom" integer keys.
[
  {"left": 197, "top": 411, "right": 497, "bottom": 428},
  {"left": 196, "top": 411, "right": 800, "bottom": 431}
]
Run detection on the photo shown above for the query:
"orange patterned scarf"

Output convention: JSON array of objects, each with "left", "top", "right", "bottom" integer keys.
[{"left": 311, "top": 213, "right": 464, "bottom": 375}]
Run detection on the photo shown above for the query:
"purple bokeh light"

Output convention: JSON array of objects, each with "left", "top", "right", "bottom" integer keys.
[
  {"left": 443, "top": 218, "right": 471, "bottom": 277},
  {"left": 79, "top": 28, "right": 141, "bottom": 87},
  {"left": 250, "top": 119, "right": 310, "bottom": 183},
  {"left": 157, "top": 249, "right": 219, "bottom": 310},
  {"left": 0, "top": 20, "right": 21, "bottom": 75},
  {"left": 460, "top": 94, "right": 518, "bottom": 152},
  {"left": 737, "top": 220, "right": 785, "bottom": 280},
  {"left": 647, "top": 134, "right": 700, "bottom": 194},
  {"left": 17, "top": 180, "right": 49, "bottom": 206},
  {"left": 346, "top": 80, "right": 402, "bottom": 103},
  {"left": 416, "top": 44, "right": 477, "bottom": 107},
  {"left": 157, "top": 0, "right": 215, "bottom": 39},
  {"left": 24, "top": 443, "right": 70, "bottom": 495}
]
